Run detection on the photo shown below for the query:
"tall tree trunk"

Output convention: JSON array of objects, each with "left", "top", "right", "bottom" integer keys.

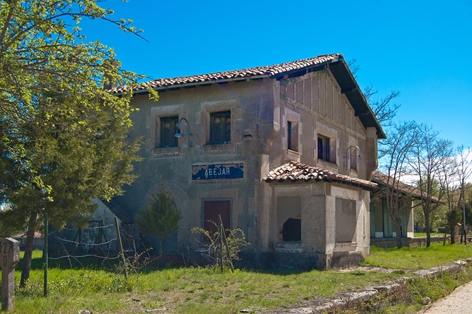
[
  {"left": 20, "top": 213, "right": 38, "bottom": 288},
  {"left": 425, "top": 211, "right": 431, "bottom": 247},
  {"left": 158, "top": 238, "right": 166, "bottom": 268},
  {"left": 394, "top": 216, "right": 403, "bottom": 249},
  {"left": 449, "top": 223, "right": 455, "bottom": 244}
]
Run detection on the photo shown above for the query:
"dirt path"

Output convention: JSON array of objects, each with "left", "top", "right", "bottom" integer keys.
[{"left": 419, "top": 280, "right": 472, "bottom": 314}]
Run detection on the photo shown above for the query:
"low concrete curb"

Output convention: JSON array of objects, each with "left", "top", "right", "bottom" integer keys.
[{"left": 266, "top": 258, "right": 472, "bottom": 314}]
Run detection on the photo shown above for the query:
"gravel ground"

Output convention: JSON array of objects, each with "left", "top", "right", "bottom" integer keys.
[{"left": 419, "top": 280, "right": 472, "bottom": 314}]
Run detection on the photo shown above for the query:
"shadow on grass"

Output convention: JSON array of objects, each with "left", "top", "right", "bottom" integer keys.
[
  {"left": 18, "top": 252, "right": 123, "bottom": 272},
  {"left": 18, "top": 253, "right": 325, "bottom": 278}
]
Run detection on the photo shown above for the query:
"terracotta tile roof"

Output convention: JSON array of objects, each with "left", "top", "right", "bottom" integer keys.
[
  {"left": 264, "top": 161, "right": 377, "bottom": 190},
  {"left": 112, "top": 52, "right": 386, "bottom": 139},
  {"left": 112, "top": 54, "right": 342, "bottom": 93},
  {"left": 372, "top": 171, "right": 440, "bottom": 202}
]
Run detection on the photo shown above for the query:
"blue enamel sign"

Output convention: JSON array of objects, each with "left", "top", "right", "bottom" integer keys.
[{"left": 192, "top": 163, "right": 244, "bottom": 180}]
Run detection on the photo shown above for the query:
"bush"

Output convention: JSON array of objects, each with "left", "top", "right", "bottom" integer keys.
[{"left": 191, "top": 220, "right": 249, "bottom": 271}]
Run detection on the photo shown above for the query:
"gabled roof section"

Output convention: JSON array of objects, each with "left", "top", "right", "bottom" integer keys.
[
  {"left": 327, "top": 61, "right": 385, "bottom": 139},
  {"left": 372, "top": 171, "right": 440, "bottom": 202},
  {"left": 113, "top": 54, "right": 341, "bottom": 93},
  {"left": 114, "top": 53, "right": 385, "bottom": 139},
  {"left": 264, "top": 161, "right": 377, "bottom": 191}
]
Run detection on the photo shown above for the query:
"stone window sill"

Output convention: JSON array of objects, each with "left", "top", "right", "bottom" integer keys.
[
  {"left": 152, "top": 147, "right": 182, "bottom": 158},
  {"left": 333, "top": 242, "right": 357, "bottom": 252},
  {"left": 274, "top": 242, "right": 302, "bottom": 253},
  {"left": 202, "top": 143, "right": 236, "bottom": 154}
]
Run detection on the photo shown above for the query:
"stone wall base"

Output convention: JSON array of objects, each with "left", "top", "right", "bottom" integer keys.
[{"left": 239, "top": 251, "right": 357, "bottom": 271}]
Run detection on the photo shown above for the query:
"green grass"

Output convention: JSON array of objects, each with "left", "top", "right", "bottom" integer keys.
[
  {"left": 3, "top": 243, "right": 472, "bottom": 313},
  {"left": 6, "top": 265, "right": 403, "bottom": 313},
  {"left": 363, "top": 242, "right": 472, "bottom": 269},
  {"left": 414, "top": 232, "right": 443, "bottom": 237},
  {"left": 348, "top": 266, "right": 472, "bottom": 313}
]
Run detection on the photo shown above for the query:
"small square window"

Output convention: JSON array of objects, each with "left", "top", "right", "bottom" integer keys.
[
  {"left": 318, "top": 135, "right": 330, "bottom": 162},
  {"left": 210, "top": 111, "right": 231, "bottom": 144},
  {"left": 160, "top": 116, "right": 178, "bottom": 147}
]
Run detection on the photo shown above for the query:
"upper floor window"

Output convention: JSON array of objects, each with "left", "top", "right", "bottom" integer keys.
[
  {"left": 287, "top": 121, "right": 299, "bottom": 152},
  {"left": 160, "top": 116, "right": 178, "bottom": 147},
  {"left": 318, "top": 134, "right": 331, "bottom": 162},
  {"left": 210, "top": 111, "right": 231, "bottom": 144},
  {"left": 350, "top": 148, "right": 358, "bottom": 170}
]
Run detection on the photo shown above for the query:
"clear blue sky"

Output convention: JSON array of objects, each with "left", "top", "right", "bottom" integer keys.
[{"left": 83, "top": 0, "right": 472, "bottom": 149}]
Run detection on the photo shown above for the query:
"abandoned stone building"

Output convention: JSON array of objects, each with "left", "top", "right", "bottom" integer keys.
[{"left": 111, "top": 53, "right": 385, "bottom": 270}]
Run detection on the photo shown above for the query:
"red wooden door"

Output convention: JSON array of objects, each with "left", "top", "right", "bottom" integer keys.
[{"left": 204, "top": 200, "right": 230, "bottom": 239}]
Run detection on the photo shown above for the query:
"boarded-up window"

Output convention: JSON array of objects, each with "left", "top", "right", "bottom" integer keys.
[
  {"left": 204, "top": 200, "right": 230, "bottom": 240},
  {"left": 335, "top": 198, "right": 357, "bottom": 243}
]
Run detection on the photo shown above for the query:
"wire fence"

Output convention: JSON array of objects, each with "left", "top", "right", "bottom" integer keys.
[{"left": 46, "top": 220, "right": 152, "bottom": 270}]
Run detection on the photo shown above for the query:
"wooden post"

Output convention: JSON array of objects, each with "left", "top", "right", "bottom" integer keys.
[
  {"left": 114, "top": 216, "right": 128, "bottom": 280},
  {"left": 219, "top": 215, "right": 234, "bottom": 272},
  {"left": 219, "top": 218, "right": 223, "bottom": 273},
  {"left": 1, "top": 238, "right": 20, "bottom": 311},
  {"left": 44, "top": 213, "right": 49, "bottom": 297}
]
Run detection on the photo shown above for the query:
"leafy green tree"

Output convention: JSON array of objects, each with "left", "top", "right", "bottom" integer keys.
[
  {"left": 135, "top": 182, "right": 183, "bottom": 265},
  {"left": 0, "top": 0, "right": 152, "bottom": 287},
  {"left": 0, "top": 204, "right": 23, "bottom": 238}
]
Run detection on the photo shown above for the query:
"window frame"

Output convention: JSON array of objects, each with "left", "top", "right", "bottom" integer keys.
[
  {"left": 287, "top": 120, "right": 299, "bottom": 152},
  {"left": 349, "top": 147, "right": 358, "bottom": 171},
  {"left": 285, "top": 108, "right": 301, "bottom": 160},
  {"left": 209, "top": 110, "right": 231, "bottom": 145},
  {"left": 317, "top": 134, "right": 331, "bottom": 162},
  {"left": 159, "top": 116, "right": 179, "bottom": 148},
  {"left": 276, "top": 196, "right": 302, "bottom": 243},
  {"left": 314, "top": 122, "right": 338, "bottom": 166}
]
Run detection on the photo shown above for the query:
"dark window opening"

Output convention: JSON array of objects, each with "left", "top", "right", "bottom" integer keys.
[
  {"left": 350, "top": 148, "right": 358, "bottom": 170},
  {"left": 203, "top": 200, "right": 230, "bottom": 241},
  {"left": 160, "top": 116, "right": 178, "bottom": 147},
  {"left": 288, "top": 121, "right": 298, "bottom": 152},
  {"left": 210, "top": 111, "right": 231, "bottom": 144},
  {"left": 282, "top": 218, "right": 301, "bottom": 241},
  {"left": 318, "top": 134, "right": 330, "bottom": 162}
]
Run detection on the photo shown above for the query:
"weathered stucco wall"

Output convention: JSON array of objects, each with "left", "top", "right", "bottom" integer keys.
[
  {"left": 114, "top": 64, "right": 378, "bottom": 270},
  {"left": 117, "top": 78, "right": 277, "bottom": 254},
  {"left": 264, "top": 181, "right": 370, "bottom": 269},
  {"left": 274, "top": 69, "right": 376, "bottom": 180}
]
